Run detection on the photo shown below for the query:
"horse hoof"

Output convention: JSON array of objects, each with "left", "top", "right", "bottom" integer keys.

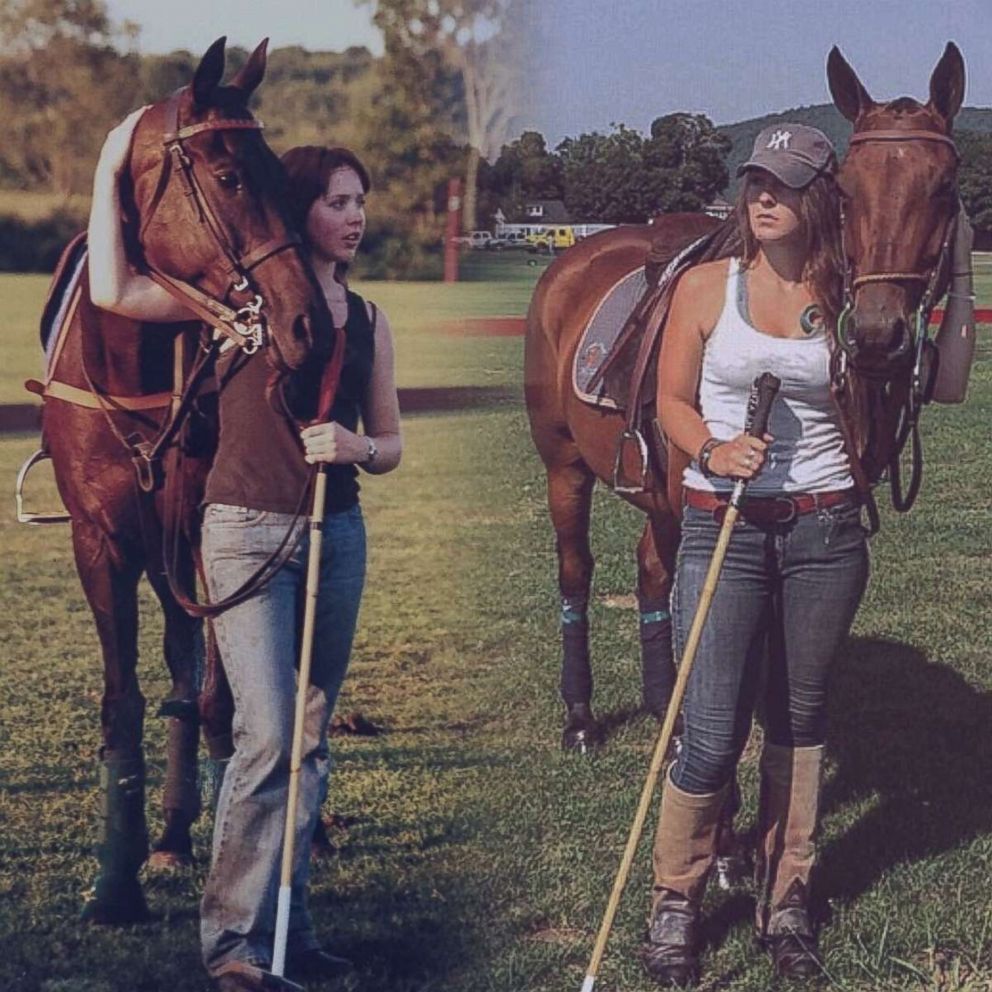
[
  {"left": 310, "top": 817, "right": 337, "bottom": 861},
  {"left": 562, "top": 704, "right": 600, "bottom": 753},
  {"left": 80, "top": 880, "right": 151, "bottom": 925},
  {"left": 147, "top": 848, "right": 193, "bottom": 872}
]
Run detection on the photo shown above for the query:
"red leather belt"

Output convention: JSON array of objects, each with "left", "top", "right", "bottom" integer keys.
[{"left": 684, "top": 487, "right": 859, "bottom": 525}]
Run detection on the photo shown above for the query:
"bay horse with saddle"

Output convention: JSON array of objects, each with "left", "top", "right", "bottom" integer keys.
[
  {"left": 20, "top": 38, "right": 337, "bottom": 923},
  {"left": 525, "top": 43, "right": 968, "bottom": 750}
]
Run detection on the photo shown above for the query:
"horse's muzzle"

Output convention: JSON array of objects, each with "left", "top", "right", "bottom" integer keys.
[{"left": 844, "top": 310, "right": 914, "bottom": 375}]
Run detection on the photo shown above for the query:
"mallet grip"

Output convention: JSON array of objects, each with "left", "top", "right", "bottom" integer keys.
[{"left": 744, "top": 371, "right": 781, "bottom": 439}]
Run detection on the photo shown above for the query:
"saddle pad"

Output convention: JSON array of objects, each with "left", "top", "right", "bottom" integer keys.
[
  {"left": 41, "top": 234, "right": 88, "bottom": 377},
  {"left": 573, "top": 266, "right": 648, "bottom": 410}
]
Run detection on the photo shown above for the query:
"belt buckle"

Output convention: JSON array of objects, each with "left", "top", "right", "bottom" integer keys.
[{"left": 774, "top": 496, "right": 798, "bottom": 523}]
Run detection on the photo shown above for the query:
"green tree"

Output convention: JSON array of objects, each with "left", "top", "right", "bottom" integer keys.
[
  {"left": 0, "top": 0, "right": 137, "bottom": 194},
  {"left": 490, "top": 130, "right": 563, "bottom": 213},
  {"left": 958, "top": 131, "right": 992, "bottom": 234},
  {"left": 642, "top": 113, "right": 731, "bottom": 212},
  {"left": 358, "top": 0, "right": 524, "bottom": 231},
  {"left": 558, "top": 125, "right": 652, "bottom": 223}
]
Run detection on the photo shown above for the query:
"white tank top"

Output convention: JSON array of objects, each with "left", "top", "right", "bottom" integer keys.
[{"left": 683, "top": 258, "right": 854, "bottom": 495}]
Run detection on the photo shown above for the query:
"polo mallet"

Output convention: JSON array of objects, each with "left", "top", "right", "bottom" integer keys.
[
  {"left": 580, "top": 371, "right": 781, "bottom": 992},
  {"left": 270, "top": 331, "right": 348, "bottom": 984}
]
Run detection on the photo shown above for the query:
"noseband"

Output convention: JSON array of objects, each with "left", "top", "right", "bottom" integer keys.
[
  {"left": 834, "top": 127, "right": 960, "bottom": 513},
  {"left": 137, "top": 88, "right": 301, "bottom": 355}
]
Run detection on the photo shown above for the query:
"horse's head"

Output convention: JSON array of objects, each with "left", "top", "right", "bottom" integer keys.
[
  {"left": 827, "top": 43, "right": 964, "bottom": 378},
  {"left": 126, "top": 37, "right": 329, "bottom": 374}
]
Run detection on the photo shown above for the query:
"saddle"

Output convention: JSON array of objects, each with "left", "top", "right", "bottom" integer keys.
[{"left": 571, "top": 217, "right": 742, "bottom": 510}]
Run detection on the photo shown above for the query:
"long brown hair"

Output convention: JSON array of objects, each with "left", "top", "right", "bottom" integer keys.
[
  {"left": 279, "top": 145, "right": 372, "bottom": 233},
  {"left": 734, "top": 170, "right": 844, "bottom": 329}
]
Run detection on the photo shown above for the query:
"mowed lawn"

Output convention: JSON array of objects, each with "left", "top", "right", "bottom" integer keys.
[{"left": 1, "top": 257, "right": 991, "bottom": 992}]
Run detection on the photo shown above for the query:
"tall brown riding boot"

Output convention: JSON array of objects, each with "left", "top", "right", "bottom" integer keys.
[
  {"left": 755, "top": 743, "right": 825, "bottom": 980},
  {"left": 644, "top": 772, "right": 731, "bottom": 987}
]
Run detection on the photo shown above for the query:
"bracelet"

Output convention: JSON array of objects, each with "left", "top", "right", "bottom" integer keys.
[
  {"left": 697, "top": 437, "right": 722, "bottom": 478},
  {"left": 361, "top": 436, "right": 378, "bottom": 467}
]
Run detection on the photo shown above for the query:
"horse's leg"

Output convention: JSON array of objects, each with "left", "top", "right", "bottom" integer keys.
[
  {"left": 144, "top": 562, "right": 202, "bottom": 869},
  {"left": 72, "top": 520, "right": 151, "bottom": 924},
  {"left": 546, "top": 457, "right": 599, "bottom": 750},
  {"left": 636, "top": 515, "right": 679, "bottom": 719},
  {"left": 199, "top": 612, "right": 234, "bottom": 809}
]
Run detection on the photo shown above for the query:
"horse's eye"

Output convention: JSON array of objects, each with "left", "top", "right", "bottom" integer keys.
[{"left": 216, "top": 172, "right": 241, "bottom": 190}]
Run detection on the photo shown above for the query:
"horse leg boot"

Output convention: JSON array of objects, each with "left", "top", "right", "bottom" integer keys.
[
  {"left": 644, "top": 772, "right": 731, "bottom": 986},
  {"left": 560, "top": 594, "right": 599, "bottom": 751},
  {"left": 638, "top": 596, "right": 676, "bottom": 719},
  {"left": 635, "top": 520, "right": 677, "bottom": 722},
  {"left": 81, "top": 749, "right": 151, "bottom": 924},
  {"left": 755, "top": 743, "right": 825, "bottom": 979},
  {"left": 546, "top": 458, "right": 598, "bottom": 751},
  {"left": 149, "top": 707, "right": 200, "bottom": 869}
]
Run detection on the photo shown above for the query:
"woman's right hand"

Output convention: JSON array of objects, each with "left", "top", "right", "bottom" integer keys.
[
  {"left": 708, "top": 433, "right": 771, "bottom": 479},
  {"left": 96, "top": 106, "right": 150, "bottom": 180}
]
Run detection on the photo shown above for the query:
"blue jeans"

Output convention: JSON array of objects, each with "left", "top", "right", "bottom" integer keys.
[
  {"left": 199, "top": 502, "right": 366, "bottom": 974},
  {"left": 670, "top": 499, "right": 868, "bottom": 795}
]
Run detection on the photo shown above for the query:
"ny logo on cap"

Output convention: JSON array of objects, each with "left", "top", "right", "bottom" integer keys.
[{"left": 767, "top": 130, "right": 792, "bottom": 151}]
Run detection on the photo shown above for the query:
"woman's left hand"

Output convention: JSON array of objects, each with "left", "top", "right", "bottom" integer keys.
[{"left": 300, "top": 422, "right": 367, "bottom": 464}]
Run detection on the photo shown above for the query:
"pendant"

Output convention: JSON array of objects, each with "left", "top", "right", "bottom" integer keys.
[{"left": 799, "top": 304, "right": 823, "bottom": 335}]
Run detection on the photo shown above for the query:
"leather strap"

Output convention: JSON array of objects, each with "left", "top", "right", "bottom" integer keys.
[
  {"left": 848, "top": 129, "right": 959, "bottom": 158},
  {"left": 685, "top": 486, "right": 858, "bottom": 524}
]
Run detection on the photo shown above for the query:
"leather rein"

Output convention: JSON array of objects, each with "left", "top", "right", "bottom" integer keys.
[
  {"left": 137, "top": 88, "right": 301, "bottom": 357},
  {"left": 832, "top": 126, "right": 960, "bottom": 516}
]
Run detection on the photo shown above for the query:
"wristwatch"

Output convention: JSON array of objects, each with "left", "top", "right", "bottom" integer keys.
[{"left": 361, "top": 436, "right": 378, "bottom": 467}]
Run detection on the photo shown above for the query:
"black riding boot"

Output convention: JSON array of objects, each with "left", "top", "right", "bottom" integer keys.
[{"left": 81, "top": 750, "right": 150, "bottom": 924}]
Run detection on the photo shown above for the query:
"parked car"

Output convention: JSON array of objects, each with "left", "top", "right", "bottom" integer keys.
[
  {"left": 526, "top": 226, "right": 576, "bottom": 253},
  {"left": 452, "top": 230, "right": 494, "bottom": 249}
]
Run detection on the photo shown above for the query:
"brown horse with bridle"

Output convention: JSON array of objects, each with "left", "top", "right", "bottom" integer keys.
[
  {"left": 525, "top": 43, "right": 965, "bottom": 749},
  {"left": 26, "top": 38, "right": 335, "bottom": 924}
]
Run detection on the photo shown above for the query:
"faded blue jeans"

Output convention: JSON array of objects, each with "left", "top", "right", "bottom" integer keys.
[
  {"left": 199, "top": 502, "right": 366, "bottom": 974},
  {"left": 670, "top": 498, "right": 869, "bottom": 795}
]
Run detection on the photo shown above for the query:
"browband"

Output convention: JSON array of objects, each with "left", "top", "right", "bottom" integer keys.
[
  {"left": 167, "top": 119, "right": 264, "bottom": 143},
  {"left": 848, "top": 129, "right": 959, "bottom": 158}
]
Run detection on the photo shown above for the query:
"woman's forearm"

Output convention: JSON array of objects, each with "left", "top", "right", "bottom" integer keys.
[
  {"left": 659, "top": 395, "right": 714, "bottom": 462},
  {"left": 87, "top": 109, "right": 195, "bottom": 322},
  {"left": 362, "top": 429, "right": 402, "bottom": 475}
]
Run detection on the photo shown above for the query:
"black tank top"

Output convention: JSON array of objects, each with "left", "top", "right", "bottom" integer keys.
[{"left": 204, "top": 291, "right": 375, "bottom": 514}]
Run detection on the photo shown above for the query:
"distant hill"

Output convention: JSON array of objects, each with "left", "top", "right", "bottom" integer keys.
[{"left": 718, "top": 103, "right": 992, "bottom": 194}]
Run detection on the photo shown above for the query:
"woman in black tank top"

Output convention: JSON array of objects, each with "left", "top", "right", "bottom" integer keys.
[
  {"left": 195, "top": 147, "right": 401, "bottom": 987},
  {"left": 87, "top": 118, "right": 401, "bottom": 989}
]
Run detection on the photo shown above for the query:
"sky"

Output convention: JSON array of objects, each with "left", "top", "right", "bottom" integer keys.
[
  {"left": 103, "top": 1, "right": 992, "bottom": 147},
  {"left": 522, "top": 0, "right": 992, "bottom": 144},
  {"left": 105, "top": 0, "right": 383, "bottom": 56}
]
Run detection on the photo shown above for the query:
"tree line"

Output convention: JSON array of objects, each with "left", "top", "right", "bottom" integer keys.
[{"left": 4, "top": 2, "right": 992, "bottom": 276}]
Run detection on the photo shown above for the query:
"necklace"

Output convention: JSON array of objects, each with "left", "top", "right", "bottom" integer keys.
[{"left": 799, "top": 304, "right": 823, "bottom": 335}]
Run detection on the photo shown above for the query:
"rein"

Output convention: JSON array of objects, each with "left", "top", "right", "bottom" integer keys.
[
  {"left": 136, "top": 89, "right": 301, "bottom": 357},
  {"left": 833, "top": 126, "right": 959, "bottom": 515}
]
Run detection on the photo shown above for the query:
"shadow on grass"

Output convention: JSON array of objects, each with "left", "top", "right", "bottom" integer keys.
[
  {"left": 819, "top": 635, "right": 992, "bottom": 903},
  {"left": 310, "top": 882, "right": 481, "bottom": 990}
]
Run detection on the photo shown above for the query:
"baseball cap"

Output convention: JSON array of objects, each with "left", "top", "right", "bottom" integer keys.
[{"left": 737, "top": 124, "right": 837, "bottom": 188}]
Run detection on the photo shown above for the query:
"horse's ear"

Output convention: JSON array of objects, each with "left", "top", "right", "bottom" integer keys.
[
  {"left": 928, "top": 42, "right": 965, "bottom": 124},
  {"left": 192, "top": 36, "right": 227, "bottom": 107},
  {"left": 229, "top": 38, "right": 269, "bottom": 97},
  {"left": 827, "top": 46, "right": 874, "bottom": 122}
]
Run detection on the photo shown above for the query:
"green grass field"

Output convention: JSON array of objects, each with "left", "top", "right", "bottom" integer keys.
[{"left": 2, "top": 262, "right": 991, "bottom": 991}]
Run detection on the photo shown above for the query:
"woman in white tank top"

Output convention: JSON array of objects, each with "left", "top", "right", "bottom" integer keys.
[{"left": 644, "top": 124, "right": 869, "bottom": 986}]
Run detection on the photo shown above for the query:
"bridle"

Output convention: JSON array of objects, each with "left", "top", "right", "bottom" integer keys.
[
  {"left": 136, "top": 87, "right": 302, "bottom": 357},
  {"left": 833, "top": 127, "right": 960, "bottom": 513}
]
